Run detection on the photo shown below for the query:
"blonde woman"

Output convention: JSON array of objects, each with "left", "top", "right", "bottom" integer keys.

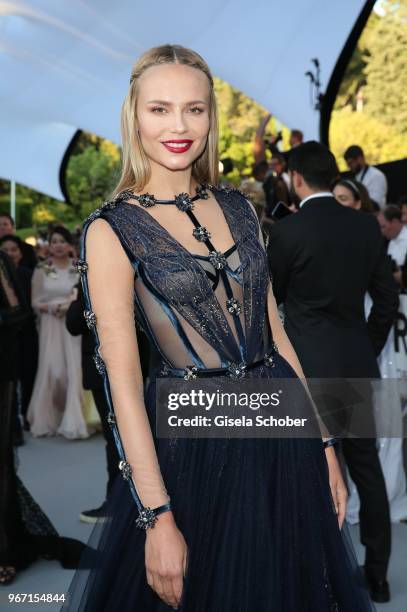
[{"left": 65, "top": 46, "right": 375, "bottom": 611}]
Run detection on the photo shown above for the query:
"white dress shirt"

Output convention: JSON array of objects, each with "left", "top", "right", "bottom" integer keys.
[
  {"left": 356, "top": 165, "right": 387, "bottom": 208},
  {"left": 299, "top": 192, "right": 334, "bottom": 209},
  {"left": 388, "top": 225, "right": 407, "bottom": 267}
]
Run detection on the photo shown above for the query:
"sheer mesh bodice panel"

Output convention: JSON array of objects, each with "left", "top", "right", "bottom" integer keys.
[
  {"left": 80, "top": 187, "right": 272, "bottom": 513},
  {"left": 117, "top": 188, "right": 272, "bottom": 370},
  {"left": 133, "top": 244, "right": 257, "bottom": 369}
]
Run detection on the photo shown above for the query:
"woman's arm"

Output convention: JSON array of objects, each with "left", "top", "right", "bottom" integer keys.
[
  {"left": 248, "top": 199, "right": 348, "bottom": 528},
  {"left": 266, "top": 268, "right": 347, "bottom": 526},
  {"left": 86, "top": 218, "right": 170, "bottom": 509},
  {"left": 253, "top": 114, "right": 271, "bottom": 164},
  {"left": 85, "top": 219, "right": 187, "bottom": 607},
  {"left": 31, "top": 266, "right": 49, "bottom": 314}
]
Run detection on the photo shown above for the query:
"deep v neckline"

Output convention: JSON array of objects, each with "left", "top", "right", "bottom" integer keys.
[{"left": 118, "top": 186, "right": 241, "bottom": 263}]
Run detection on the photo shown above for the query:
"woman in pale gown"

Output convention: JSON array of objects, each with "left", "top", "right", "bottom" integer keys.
[{"left": 27, "top": 226, "right": 89, "bottom": 439}]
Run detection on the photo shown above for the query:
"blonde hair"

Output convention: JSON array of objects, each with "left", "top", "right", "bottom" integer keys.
[{"left": 113, "top": 44, "right": 219, "bottom": 197}]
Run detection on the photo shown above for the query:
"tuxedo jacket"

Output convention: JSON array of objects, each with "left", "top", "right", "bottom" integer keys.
[{"left": 267, "top": 196, "right": 399, "bottom": 378}]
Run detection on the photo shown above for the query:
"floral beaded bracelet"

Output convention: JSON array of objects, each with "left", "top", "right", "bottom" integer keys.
[
  {"left": 323, "top": 438, "right": 338, "bottom": 449},
  {"left": 135, "top": 502, "right": 173, "bottom": 530}
]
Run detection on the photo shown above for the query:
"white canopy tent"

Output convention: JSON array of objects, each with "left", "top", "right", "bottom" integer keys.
[{"left": 0, "top": 0, "right": 372, "bottom": 201}]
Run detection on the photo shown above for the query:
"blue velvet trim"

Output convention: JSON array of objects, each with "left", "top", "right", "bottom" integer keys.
[{"left": 80, "top": 220, "right": 144, "bottom": 513}]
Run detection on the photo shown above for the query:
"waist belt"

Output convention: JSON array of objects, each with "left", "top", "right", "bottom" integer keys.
[{"left": 159, "top": 343, "right": 279, "bottom": 381}]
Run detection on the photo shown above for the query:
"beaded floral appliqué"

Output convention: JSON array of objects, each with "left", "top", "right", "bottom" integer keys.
[
  {"left": 107, "top": 413, "right": 116, "bottom": 428},
  {"left": 226, "top": 297, "right": 242, "bottom": 316},
  {"left": 83, "top": 197, "right": 120, "bottom": 225},
  {"left": 118, "top": 460, "right": 132, "bottom": 480},
  {"left": 209, "top": 250, "right": 227, "bottom": 270},
  {"left": 84, "top": 309, "right": 97, "bottom": 329},
  {"left": 135, "top": 507, "right": 158, "bottom": 530},
  {"left": 264, "top": 341, "right": 279, "bottom": 367},
  {"left": 183, "top": 365, "right": 198, "bottom": 380},
  {"left": 192, "top": 226, "right": 211, "bottom": 242},
  {"left": 227, "top": 361, "right": 247, "bottom": 380},
  {"left": 93, "top": 349, "right": 106, "bottom": 375},
  {"left": 174, "top": 193, "right": 194, "bottom": 212},
  {"left": 76, "top": 259, "right": 88, "bottom": 275},
  {"left": 195, "top": 184, "right": 210, "bottom": 200},
  {"left": 137, "top": 193, "right": 156, "bottom": 208}
]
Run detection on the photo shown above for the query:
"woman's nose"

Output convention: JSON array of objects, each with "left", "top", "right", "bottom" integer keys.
[{"left": 170, "top": 109, "right": 187, "bottom": 133}]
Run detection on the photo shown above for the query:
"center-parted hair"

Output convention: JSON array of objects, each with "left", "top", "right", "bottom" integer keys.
[
  {"left": 288, "top": 141, "right": 339, "bottom": 190},
  {"left": 113, "top": 44, "right": 219, "bottom": 197},
  {"left": 49, "top": 226, "right": 73, "bottom": 245},
  {"left": 331, "top": 178, "right": 373, "bottom": 213}
]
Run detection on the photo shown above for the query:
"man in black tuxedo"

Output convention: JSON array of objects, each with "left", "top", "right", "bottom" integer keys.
[{"left": 268, "top": 141, "right": 398, "bottom": 603}]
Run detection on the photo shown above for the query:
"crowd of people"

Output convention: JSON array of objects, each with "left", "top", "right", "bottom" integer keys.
[{"left": 0, "top": 119, "right": 406, "bottom": 601}]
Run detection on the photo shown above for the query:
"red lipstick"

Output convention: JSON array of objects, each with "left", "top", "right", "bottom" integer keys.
[{"left": 161, "top": 139, "right": 193, "bottom": 154}]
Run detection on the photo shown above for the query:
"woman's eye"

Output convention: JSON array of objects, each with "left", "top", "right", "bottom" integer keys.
[
  {"left": 189, "top": 107, "right": 204, "bottom": 114},
  {"left": 152, "top": 107, "right": 167, "bottom": 114}
]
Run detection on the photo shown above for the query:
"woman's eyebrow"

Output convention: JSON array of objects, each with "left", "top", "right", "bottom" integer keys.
[{"left": 146, "top": 99, "right": 208, "bottom": 105}]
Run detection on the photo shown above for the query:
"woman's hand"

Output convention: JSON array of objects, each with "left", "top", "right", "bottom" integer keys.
[
  {"left": 145, "top": 511, "right": 188, "bottom": 609},
  {"left": 38, "top": 303, "right": 51, "bottom": 314},
  {"left": 325, "top": 446, "right": 348, "bottom": 529},
  {"left": 55, "top": 302, "right": 70, "bottom": 318}
]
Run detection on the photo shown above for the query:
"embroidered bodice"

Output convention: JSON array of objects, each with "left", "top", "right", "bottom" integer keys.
[{"left": 79, "top": 186, "right": 274, "bottom": 515}]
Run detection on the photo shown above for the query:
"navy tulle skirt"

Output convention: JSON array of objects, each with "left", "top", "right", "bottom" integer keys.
[{"left": 63, "top": 355, "right": 375, "bottom": 611}]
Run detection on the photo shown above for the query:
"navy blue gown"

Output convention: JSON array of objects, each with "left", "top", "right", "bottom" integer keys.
[{"left": 63, "top": 186, "right": 375, "bottom": 611}]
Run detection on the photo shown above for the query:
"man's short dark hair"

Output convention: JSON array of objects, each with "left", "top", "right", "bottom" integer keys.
[
  {"left": 383, "top": 205, "right": 402, "bottom": 222},
  {"left": 397, "top": 194, "right": 407, "bottom": 207},
  {"left": 0, "top": 212, "right": 15, "bottom": 226},
  {"left": 253, "top": 160, "right": 269, "bottom": 180},
  {"left": 271, "top": 153, "right": 286, "bottom": 164},
  {"left": 344, "top": 145, "right": 364, "bottom": 160},
  {"left": 288, "top": 141, "right": 339, "bottom": 190},
  {"left": 291, "top": 129, "right": 303, "bottom": 142}
]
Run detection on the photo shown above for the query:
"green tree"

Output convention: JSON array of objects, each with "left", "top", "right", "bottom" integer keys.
[
  {"left": 331, "top": 1, "right": 407, "bottom": 164},
  {"left": 215, "top": 78, "right": 287, "bottom": 181},
  {"left": 66, "top": 140, "right": 121, "bottom": 219},
  {"left": 330, "top": 107, "right": 407, "bottom": 170},
  {"left": 363, "top": 0, "right": 407, "bottom": 133}
]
